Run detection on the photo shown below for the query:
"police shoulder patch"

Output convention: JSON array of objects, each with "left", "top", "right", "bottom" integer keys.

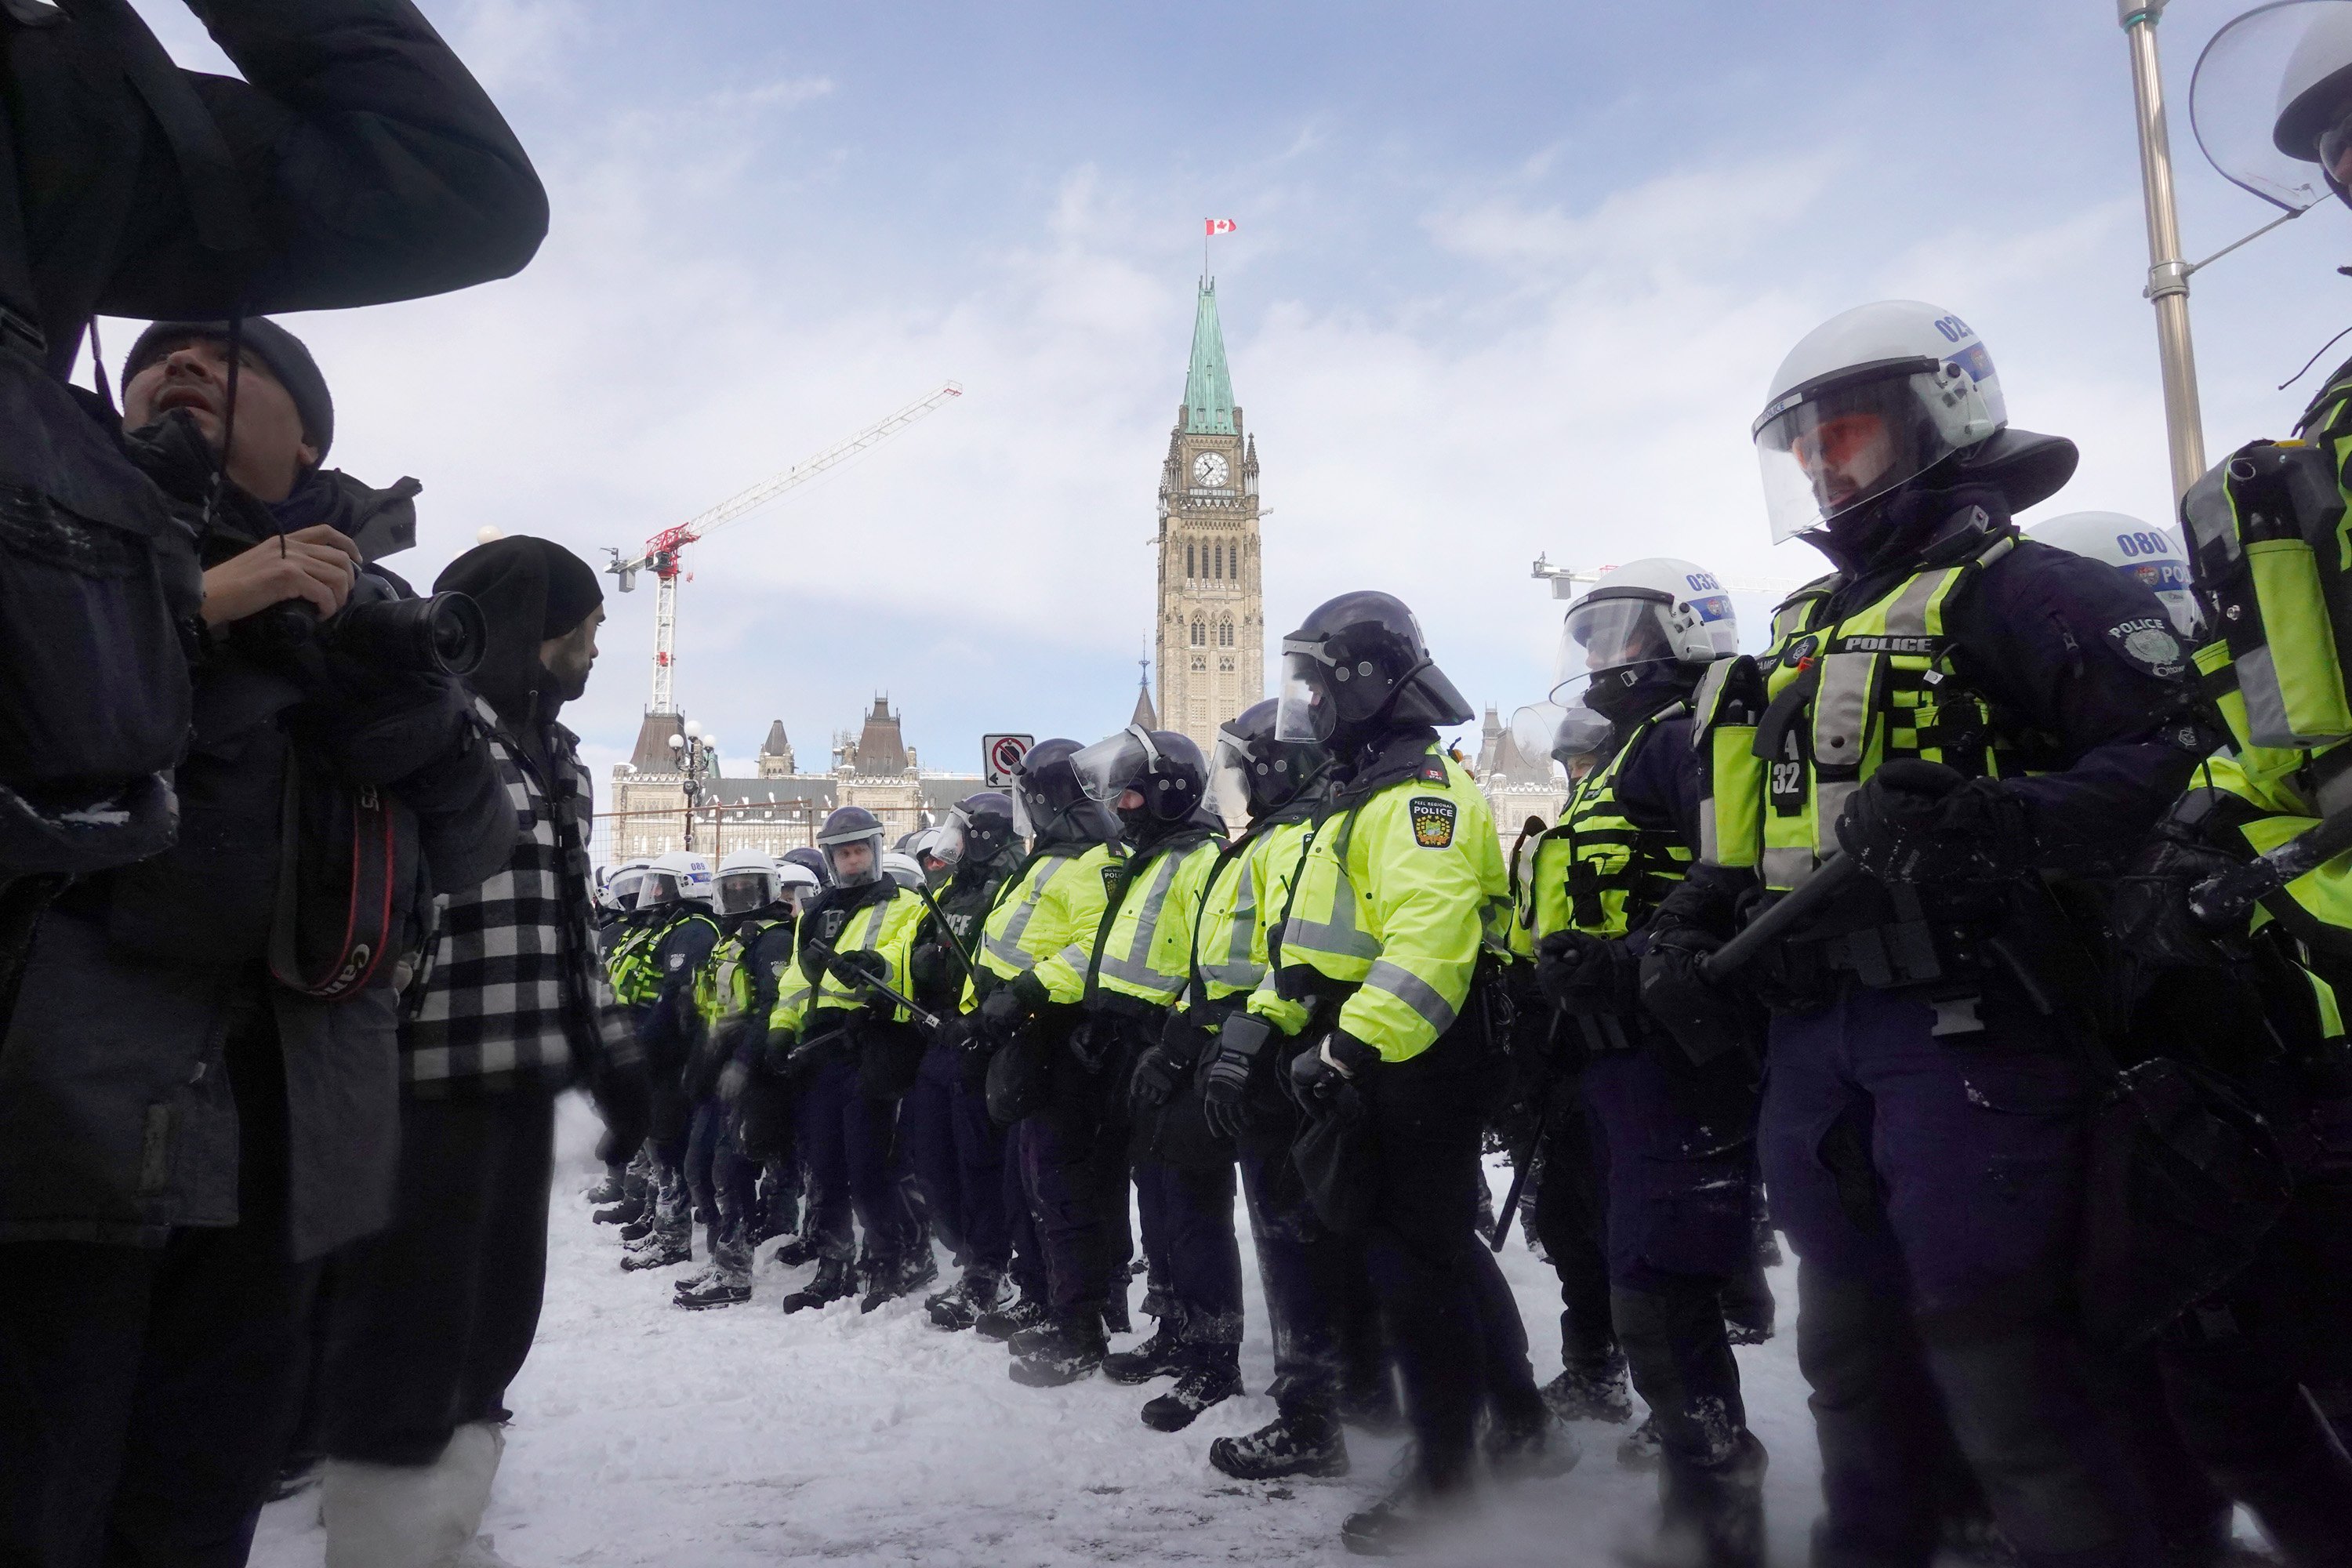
[
  {"left": 1417, "top": 757, "right": 1450, "bottom": 784},
  {"left": 2105, "top": 615, "right": 2184, "bottom": 677},
  {"left": 1407, "top": 795, "right": 1457, "bottom": 849}
]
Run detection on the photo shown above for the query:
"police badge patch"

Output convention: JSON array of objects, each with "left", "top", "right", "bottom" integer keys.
[
  {"left": 1408, "top": 796, "right": 1457, "bottom": 849},
  {"left": 2106, "top": 616, "right": 2184, "bottom": 677}
]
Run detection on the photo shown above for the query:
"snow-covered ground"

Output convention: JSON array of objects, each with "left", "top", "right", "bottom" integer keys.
[{"left": 254, "top": 1092, "right": 1834, "bottom": 1566}]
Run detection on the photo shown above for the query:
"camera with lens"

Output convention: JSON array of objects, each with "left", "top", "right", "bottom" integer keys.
[{"left": 243, "top": 572, "right": 487, "bottom": 680}]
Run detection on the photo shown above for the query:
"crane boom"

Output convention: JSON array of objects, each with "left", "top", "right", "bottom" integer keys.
[{"left": 608, "top": 380, "right": 962, "bottom": 714}]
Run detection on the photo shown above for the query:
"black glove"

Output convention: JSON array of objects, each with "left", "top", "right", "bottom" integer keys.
[
  {"left": 1534, "top": 930, "right": 1639, "bottom": 1016},
  {"left": 1835, "top": 759, "right": 2032, "bottom": 885},
  {"left": 828, "top": 947, "right": 891, "bottom": 988},
  {"left": 1127, "top": 1046, "right": 1181, "bottom": 1114},
  {"left": 1201, "top": 1013, "right": 1276, "bottom": 1140},
  {"left": 2108, "top": 829, "right": 2252, "bottom": 972},
  {"left": 1287, "top": 1027, "right": 1379, "bottom": 1109},
  {"left": 763, "top": 1025, "right": 801, "bottom": 1076},
  {"left": 976, "top": 971, "right": 1046, "bottom": 1042},
  {"left": 1639, "top": 929, "right": 1750, "bottom": 1066},
  {"left": 591, "top": 1059, "right": 653, "bottom": 1159}
]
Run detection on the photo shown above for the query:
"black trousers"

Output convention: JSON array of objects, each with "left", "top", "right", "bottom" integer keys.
[
  {"left": 1359, "top": 1040, "right": 1489, "bottom": 1492},
  {"left": 317, "top": 1090, "right": 556, "bottom": 1466},
  {"left": 0, "top": 1022, "right": 316, "bottom": 1568}
]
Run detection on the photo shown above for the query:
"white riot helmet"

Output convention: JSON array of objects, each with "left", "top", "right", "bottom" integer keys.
[
  {"left": 713, "top": 851, "right": 783, "bottom": 917},
  {"left": 1552, "top": 559, "right": 1737, "bottom": 701},
  {"left": 2028, "top": 511, "right": 2205, "bottom": 641},
  {"left": 777, "top": 859, "right": 821, "bottom": 914},
  {"left": 641, "top": 851, "right": 715, "bottom": 910},
  {"left": 881, "top": 851, "right": 925, "bottom": 891},
  {"left": 1754, "top": 301, "right": 2074, "bottom": 544},
  {"left": 603, "top": 858, "right": 651, "bottom": 913}
]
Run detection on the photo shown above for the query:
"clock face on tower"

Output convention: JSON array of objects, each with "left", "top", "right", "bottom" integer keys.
[{"left": 1192, "top": 451, "right": 1229, "bottom": 488}]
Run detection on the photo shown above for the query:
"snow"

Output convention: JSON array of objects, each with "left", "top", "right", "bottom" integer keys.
[{"left": 252, "top": 1091, "right": 1835, "bottom": 1567}]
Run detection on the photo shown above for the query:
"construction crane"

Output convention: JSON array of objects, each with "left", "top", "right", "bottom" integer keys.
[{"left": 607, "top": 381, "right": 964, "bottom": 714}]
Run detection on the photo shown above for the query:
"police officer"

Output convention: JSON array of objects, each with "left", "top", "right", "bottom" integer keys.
[
  {"left": 1268, "top": 590, "right": 1569, "bottom": 1554},
  {"left": 1044, "top": 727, "right": 1225, "bottom": 1411},
  {"left": 1646, "top": 302, "right": 2205, "bottom": 1568},
  {"left": 962, "top": 741, "right": 1123, "bottom": 1367},
  {"left": 904, "top": 791, "right": 1034, "bottom": 1330},
  {"left": 615, "top": 851, "right": 723, "bottom": 1271},
  {"left": 589, "top": 858, "right": 659, "bottom": 1221},
  {"left": 1526, "top": 559, "right": 1768, "bottom": 1567},
  {"left": 1180, "top": 700, "right": 1371, "bottom": 1478},
  {"left": 673, "top": 852, "right": 798, "bottom": 1310},
  {"left": 768, "top": 807, "right": 933, "bottom": 1313},
  {"left": 748, "top": 858, "right": 822, "bottom": 1258}
]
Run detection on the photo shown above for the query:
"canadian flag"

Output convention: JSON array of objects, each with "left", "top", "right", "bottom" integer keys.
[{"left": 1204, "top": 218, "right": 1237, "bottom": 236}]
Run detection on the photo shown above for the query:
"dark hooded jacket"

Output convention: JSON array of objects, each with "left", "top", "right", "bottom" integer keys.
[{"left": 0, "top": 423, "right": 514, "bottom": 1258}]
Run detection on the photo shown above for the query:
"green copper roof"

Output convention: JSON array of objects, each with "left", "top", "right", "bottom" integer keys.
[{"left": 1182, "top": 277, "right": 1235, "bottom": 435}]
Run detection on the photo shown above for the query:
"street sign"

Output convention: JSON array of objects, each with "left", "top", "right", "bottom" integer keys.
[{"left": 982, "top": 733, "right": 1034, "bottom": 787}]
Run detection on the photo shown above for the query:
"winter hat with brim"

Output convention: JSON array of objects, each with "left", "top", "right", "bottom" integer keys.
[{"left": 124, "top": 317, "right": 335, "bottom": 460}]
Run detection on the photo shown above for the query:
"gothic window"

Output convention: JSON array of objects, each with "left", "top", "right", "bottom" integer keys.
[
  {"left": 1218, "top": 617, "right": 1233, "bottom": 647},
  {"left": 1186, "top": 543, "right": 1195, "bottom": 579},
  {"left": 1190, "top": 617, "right": 1206, "bottom": 647},
  {"left": 1191, "top": 656, "right": 1207, "bottom": 673},
  {"left": 1213, "top": 542, "right": 1223, "bottom": 579}
]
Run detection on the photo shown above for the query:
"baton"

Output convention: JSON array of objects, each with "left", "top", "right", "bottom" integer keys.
[
  {"left": 1489, "top": 1010, "right": 1565, "bottom": 1252},
  {"left": 2189, "top": 810, "right": 2352, "bottom": 931},
  {"left": 1697, "top": 853, "right": 1862, "bottom": 984},
  {"left": 805, "top": 938, "right": 945, "bottom": 1030}
]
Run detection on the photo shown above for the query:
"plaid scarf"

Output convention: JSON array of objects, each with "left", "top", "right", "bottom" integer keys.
[{"left": 401, "top": 699, "right": 638, "bottom": 1092}]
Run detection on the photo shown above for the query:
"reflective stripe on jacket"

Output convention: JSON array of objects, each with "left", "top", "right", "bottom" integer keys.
[
  {"left": 1254, "top": 742, "right": 1506, "bottom": 1063},
  {"left": 769, "top": 888, "right": 925, "bottom": 1036},
  {"left": 1522, "top": 709, "right": 1691, "bottom": 942}
]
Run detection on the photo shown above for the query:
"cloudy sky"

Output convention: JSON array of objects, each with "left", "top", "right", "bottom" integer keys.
[{"left": 118, "top": 0, "right": 2352, "bottom": 785}]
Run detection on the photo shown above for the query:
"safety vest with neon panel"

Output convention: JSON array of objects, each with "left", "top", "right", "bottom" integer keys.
[
  {"left": 1695, "top": 535, "right": 2037, "bottom": 892},
  {"left": 960, "top": 842, "right": 1120, "bottom": 1011},
  {"left": 1522, "top": 707, "right": 1693, "bottom": 944},
  {"left": 695, "top": 914, "right": 789, "bottom": 1029},
  {"left": 768, "top": 887, "right": 925, "bottom": 1036},
  {"left": 1035, "top": 834, "right": 1220, "bottom": 1012}
]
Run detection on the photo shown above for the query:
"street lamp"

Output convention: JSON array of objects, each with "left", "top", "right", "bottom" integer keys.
[{"left": 669, "top": 724, "right": 720, "bottom": 850}]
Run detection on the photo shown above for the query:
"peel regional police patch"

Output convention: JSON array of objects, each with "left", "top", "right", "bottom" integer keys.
[{"left": 1408, "top": 796, "right": 1457, "bottom": 850}]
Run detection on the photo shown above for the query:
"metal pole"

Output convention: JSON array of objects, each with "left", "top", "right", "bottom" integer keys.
[{"left": 2122, "top": 0, "right": 2209, "bottom": 501}]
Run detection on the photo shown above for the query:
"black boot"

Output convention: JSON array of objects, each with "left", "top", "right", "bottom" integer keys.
[
  {"left": 1210, "top": 1404, "right": 1351, "bottom": 1480},
  {"left": 1102, "top": 1320, "right": 1187, "bottom": 1385},
  {"left": 673, "top": 1266, "right": 753, "bottom": 1310},
  {"left": 927, "top": 1270, "right": 1008, "bottom": 1332},
  {"left": 781, "top": 1255, "right": 856, "bottom": 1313},
  {"left": 619, "top": 1223, "right": 691, "bottom": 1271},
  {"left": 1338, "top": 1472, "right": 1468, "bottom": 1558},
  {"left": 1140, "top": 1354, "right": 1243, "bottom": 1432},
  {"left": 1102, "top": 1291, "right": 1133, "bottom": 1337},
  {"left": 1008, "top": 1314, "right": 1108, "bottom": 1387},
  {"left": 593, "top": 1193, "right": 647, "bottom": 1225},
  {"left": 1542, "top": 1347, "right": 1635, "bottom": 1424},
  {"left": 975, "top": 1290, "right": 1050, "bottom": 1343},
  {"left": 584, "top": 1170, "right": 627, "bottom": 1207},
  {"left": 1485, "top": 1406, "right": 1583, "bottom": 1481},
  {"left": 770, "top": 1231, "right": 822, "bottom": 1268},
  {"left": 615, "top": 1210, "right": 656, "bottom": 1242},
  {"left": 1642, "top": 1430, "right": 1768, "bottom": 1568}
]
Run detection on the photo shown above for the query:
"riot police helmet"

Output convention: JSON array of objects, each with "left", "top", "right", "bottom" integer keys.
[
  {"left": 881, "top": 851, "right": 926, "bottom": 891},
  {"left": 1276, "top": 590, "right": 1475, "bottom": 746},
  {"left": 1207, "top": 698, "right": 1330, "bottom": 827},
  {"left": 604, "top": 858, "right": 652, "bottom": 913},
  {"left": 1072, "top": 724, "right": 1210, "bottom": 840},
  {"left": 2028, "top": 511, "right": 2205, "bottom": 641},
  {"left": 641, "top": 851, "right": 715, "bottom": 910},
  {"left": 1554, "top": 558, "right": 1738, "bottom": 718},
  {"left": 713, "top": 851, "right": 783, "bottom": 917},
  {"left": 776, "top": 859, "right": 822, "bottom": 914},
  {"left": 782, "top": 845, "right": 830, "bottom": 888},
  {"left": 1755, "top": 302, "right": 2076, "bottom": 554},
  {"left": 931, "top": 790, "right": 1016, "bottom": 869},
  {"left": 815, "top": 806, "right": 888, "bottom": 889},
  {"left": 1011, "top": 739, "right": 1118, "bottom": 846}
]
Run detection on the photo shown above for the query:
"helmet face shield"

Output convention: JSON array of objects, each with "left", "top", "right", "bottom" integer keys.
[
  {"left": 1556, "top": 593, "right": 1674, "bottom": 697},
  {"left": 931, "top": 812, "right": 970, "bottom": 868},
  {"left": 818, "top": 826, "right": 884, "bottom": 888},
  {"left": 1207, "top": 731, "right": 1253, "bottom": 828},
  {"left": 2190, "top": 1, "right": 2351, "bottom": 212},
  {"left": 640, "top": 870, "right": 683, "bottom": 909},
  {"left": 608, "top": 867, "right": 646, "bottom": 912},
  {"left": 1071, "top": 727, "right": 1157, "bottom": 806},
  {"left": 716, "top": 870, "right": 773, "bottom": 916},
  {"left": 1552, "top": 706, "right": 1613, "bottom": 769},
  {"left": 1276, "top": 644, "right": 1338, "bottom": 743},
  {"left": 1755, "top": 366, "right": 1981, "bottom": 541}
]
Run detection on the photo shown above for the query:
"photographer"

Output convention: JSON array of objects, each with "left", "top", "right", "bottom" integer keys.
[
  {"left": 0, "top": 0, "right": 546, "bottom": 887},
  {"left": 0, "top": 318, "right": 513, "bottom": 1564},
  {"left": 311, "top": 535, "right": 646, "bottom": 1563}
]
